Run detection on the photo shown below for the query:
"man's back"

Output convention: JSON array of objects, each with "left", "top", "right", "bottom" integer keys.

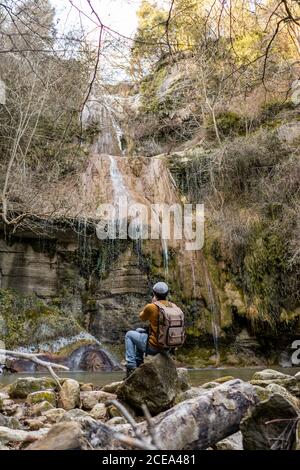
[{"left": 140, "top": 300, "right": 172, "bottom": 349}]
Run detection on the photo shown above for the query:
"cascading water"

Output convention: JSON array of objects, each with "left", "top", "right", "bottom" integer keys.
[
  {"left": 162, "top": 238, "right": 169, "bottom": 277},
  {"left": 108, "top": 155, "right": 127, "bottom": 201},
  {"left": 204, "top": 268, "right": 220, "bottom": 366}
]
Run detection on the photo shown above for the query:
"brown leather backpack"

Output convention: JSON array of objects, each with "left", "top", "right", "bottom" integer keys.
[{"left": 154, "top": 301, "right": 185, "bottom": 348}]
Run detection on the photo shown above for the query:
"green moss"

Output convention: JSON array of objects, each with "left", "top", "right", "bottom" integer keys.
[
  {"left": 244, "top": 226, "right": 288, "bottom": 324},
  {"left": 0, "top": 289, "right": 83, "bottom": 349}
]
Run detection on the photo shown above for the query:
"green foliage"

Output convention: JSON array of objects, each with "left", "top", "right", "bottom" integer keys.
[
  {"left": 207, "top": 111, "right": 246, "bottom": 139},
  {"left": 0, "top": 289, "right": 82, "bottom": 349}
]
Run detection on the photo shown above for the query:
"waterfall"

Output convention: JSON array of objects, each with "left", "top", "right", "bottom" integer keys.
[
  {"left": 83, "top": 94, "right": 124, "bottom": 156},
  {"left": 108, "top": 155, "right": 127, "bottom": 202},
  {"left": 162, "top": 238, "right": 169, "bottom": 277},
  {"left": 204, "top": 269, "right": 220, "bottom": 366}
]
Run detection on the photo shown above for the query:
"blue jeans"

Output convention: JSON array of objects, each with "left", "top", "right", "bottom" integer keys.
[
  {"left": 125, "top": 330, "right": 148, "bottom": 369},
  {"left": 125, "top": 330, "right": 161, "bottom": 368}
]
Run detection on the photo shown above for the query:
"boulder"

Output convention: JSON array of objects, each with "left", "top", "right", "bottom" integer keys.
[
  {"left": 43, "top": 408, "right": 66, "bottom": 424},
  {"left": 89, "top": 403, "right": 107, "bottom": 420},
  {"left": 9, "top": 377, "right": 57, "bottom": 399},
  {"left": 80, "top": 391, "right": 117, "bottom": 410},
  {"left": 27, "top": 390, "right": 57, "bottom": 407},
  {"left": 117, "top": 353, "right": 178, "bottom": 414},
  {"left": 27, "top": 422, "right": 84, "bottom": 450},
  {"left": 59, "top": 379, "right": 80, "bottom": 411},
  {"left": 241, "top": 393, "right": 299, "bottom": 450}
]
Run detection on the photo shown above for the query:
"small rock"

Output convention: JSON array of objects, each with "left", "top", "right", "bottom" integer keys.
[
  {"left": 9, "top": 377, "right": 57, "bottom": 399},
  {"left": 101, "top": 382, "right": 123, "bottom": 394},
  {"left": 0, "top": 414, "right": 7, "bottom": 427},
  {"left": 266, "top": 383, "right": 300, "bottom": 408},
  {"left": 1, "top": 400, "right": 22, "bottom": 416},
  {"left": 60, "top": 408, "right": 96, "bottom": 427},
  {"left": 27, "top": 422, "right": 84, "bottom": 450},
  {"left": 59, "top": 379, "right": 80, "bottom": 411},
  {"left": 250, "top": 377, "right": 300, "bottom": 397},
  {"left": 89, "top": 403, "right": 107, "bottom": 420},
  {"left": 80, "top": 391, "right": 116, "bottom": 410},
  {"left": 106, "top": 405, "right": 123, "bottom": 419},
  {"left": 176, "top": 368, "right": 190, "bottom": 392},
  {"left": 202, "top": 382, "right": 219, "bottom": 390},
  {"left": 175, "top": 386, "right": 206, "bottom": 404},
  {"left": 0, "top": 444, "right": 9, "bottom": 450},
  {"left": 80, "top": 383, "right": 94, "bottom": 392},
  {"left": 252, "top": 369, "right": 292, "bottom": 381},
  {"left": 106, "top": 417, "right": 127, "bottom": 426},
  {"left": 60, "top": 409, "right": 89, "bottom": 422},
  {"left": 214, "top": 431, "right": 243, "bottom": 450},
  {"left": 296, "top": 420, "right": 300, "bottom": 450},
  {"left": 27, "top": 390, "right": 57, "bottom": 407},
  {"left": 30, "top": 401, "right": 54, "bottom": 417},
  {"left": 0, "top": 414, "right": 23, "bottom": 430},
  {"left": 214, "top": 376, "right": 235, "bottom": 384},
  {"left": 27, "top": 418, "right": 47, "bottom": 431},
  {"left": 43, "top": 408, "right": 66, "bottom": 424}
]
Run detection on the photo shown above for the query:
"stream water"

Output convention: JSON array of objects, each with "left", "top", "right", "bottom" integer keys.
[{"left": 1, "top": 367, "right": 300, "bottom": 388}]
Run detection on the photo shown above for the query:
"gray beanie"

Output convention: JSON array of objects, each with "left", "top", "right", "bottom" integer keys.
[{"left": 153, "top": 282, "right": 169, "bottom": 296}]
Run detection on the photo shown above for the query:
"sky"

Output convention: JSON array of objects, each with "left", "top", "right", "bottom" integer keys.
[{"left": 51, "top": 0, "right": 142, "bottom": 41}]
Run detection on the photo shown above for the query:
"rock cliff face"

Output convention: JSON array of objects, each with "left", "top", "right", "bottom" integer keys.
[{"left": 1, "top": 57, "right": 299, "bottom": 369}]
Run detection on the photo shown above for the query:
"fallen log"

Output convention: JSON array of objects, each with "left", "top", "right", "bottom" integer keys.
[
  {"left": 0, "top": 349, "right": 69, "bottom": 388},
  {"left": 140, "top": 379, "right": 258, "bottom": 449},
  {"left": 90, "top": 379, "right": 258, "bottom": 450}
]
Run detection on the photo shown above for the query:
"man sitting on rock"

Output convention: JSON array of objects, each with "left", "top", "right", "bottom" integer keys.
[{"left": 125, "top": 282, "right": 169, "bottom": 377}]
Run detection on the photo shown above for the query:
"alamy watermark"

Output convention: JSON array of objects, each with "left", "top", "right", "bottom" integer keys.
[
  {"left": 94, "top": 197, "right": 204, "bottom": 251},
  {"left": 291, "top": 340, "right": 300, "bottom": 366}
]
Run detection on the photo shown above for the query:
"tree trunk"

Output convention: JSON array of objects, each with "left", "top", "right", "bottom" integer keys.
[{"left": 91, "top": 380, "right": 258, "bottom": 450}]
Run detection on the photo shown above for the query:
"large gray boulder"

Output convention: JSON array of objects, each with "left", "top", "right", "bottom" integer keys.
[
  {"left": 241, "top": 393, "right": 299, "bottom": 450},
  {"left": 117, "top": 353, "right": 178, "bottom": 414}
]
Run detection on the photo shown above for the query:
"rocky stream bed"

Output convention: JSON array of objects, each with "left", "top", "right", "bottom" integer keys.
[{"left": 1, "top": 354, "right": 300, "bottom": 451}]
